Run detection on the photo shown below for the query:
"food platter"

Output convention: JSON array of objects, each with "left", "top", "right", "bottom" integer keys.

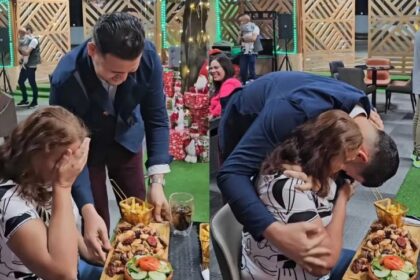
[
  {"left": 342, "top": 223, "right": 420, "bottom": 280},
  {"left": 100, "top": 221, "right": 170, "bottom": 280}
]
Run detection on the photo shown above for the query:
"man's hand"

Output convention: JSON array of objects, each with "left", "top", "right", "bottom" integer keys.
[
  {"left": 369, "top": 110, "right": 384, "bottom": 130},
  {"left": 81, "top": 204, "right": 111, "bottom": 263},
  {"left": 263, "top": 222, "right": 331, "bottom": 272},
  {"left": 282, "top": 165, "right": 318, "bottom": 192},
  {"left": 147, "top": 183, "right": 170, "bottom": 222}
]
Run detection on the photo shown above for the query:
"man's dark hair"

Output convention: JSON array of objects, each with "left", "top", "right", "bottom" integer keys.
[
  {"left": 93, "top": 12, "right": 145, "bottom": 60},
  {"left": 361, "top": 130, "right": 399, "bottom": 187}
]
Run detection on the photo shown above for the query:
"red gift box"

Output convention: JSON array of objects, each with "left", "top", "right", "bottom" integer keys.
[
  {"left": 163, "top": 71, "right": 175, "bottom": 98},
  {"left": 184, "top": 92, "right": 209, "bottom": 109},
  {"left": 169, "top": 129, "right": 189, "bottom": 160}
]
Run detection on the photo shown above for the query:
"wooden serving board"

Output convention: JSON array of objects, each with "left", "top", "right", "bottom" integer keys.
[
  {"left": 100, "top": 222, "right": 171, "bottom": 280},
  {"left": 342, "top": 224, "right": 420, "bottom": 280}
]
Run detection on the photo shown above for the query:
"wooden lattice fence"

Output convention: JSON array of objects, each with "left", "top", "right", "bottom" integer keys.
[
  {"left": 0, "top": 1, "right": 13, "bottom": 66},
  {"left": 15, "top": 0, "right": 70, "bottom": 64},
  {"left": 302, "top": 0, "right": 355, "bottom": 70},
  {"left": 82, "top": 0, "right": 160, "bottom": 51},
  {"left": 219, "top": 0, "right": 293, "bottom": 44},
  {"left": 369, "top": 0, "right": 420, "bottom": 74}
]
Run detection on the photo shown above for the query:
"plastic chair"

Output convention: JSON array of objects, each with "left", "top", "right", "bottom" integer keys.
[
  {"left": 337, "top": 67, "right": 376, "bottom": 95},
  {"left": 385, "top": 76, "right": 416, "bottom": 113},
  {"left": 364, "top": 58, "right": 392, "bottom": 87},
  {"left": 211, "top": 204, "right": 243, "bottom": 280},
  {"left": 0, "top": 91, "right": 18, "bottom": 138},
  {"left": 329, "top": 61, "right": 344, "bottom": 79}
]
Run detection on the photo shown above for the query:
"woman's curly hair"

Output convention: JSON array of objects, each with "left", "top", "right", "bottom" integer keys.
[
  {"left": 261, "top": 110, "right": 363, "bottom": 197},
  {"left": 0, "top": 106, "right": 88, "bottom": 206}
]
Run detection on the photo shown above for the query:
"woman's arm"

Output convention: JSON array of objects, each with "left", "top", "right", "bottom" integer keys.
[
  {"left": 307, "top": 183, "right": 354, "bottom": 276},
  {"left": 8, "top": 187, "right": 78, "bottom": 280}
]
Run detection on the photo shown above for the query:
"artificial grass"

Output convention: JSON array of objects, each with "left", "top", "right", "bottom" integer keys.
[
  {"left": 158, "top": 161, "right": 209, "bottom": 223},
  {"left": 395, "top": 167, "right": 420, "bottom": 218}
]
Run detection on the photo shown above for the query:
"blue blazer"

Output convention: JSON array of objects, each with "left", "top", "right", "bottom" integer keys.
[
  {"left": 50, "top": 40, "right": 170, "bottom": 209},
  {"left": 217, "top": 71, "right": 371, "bottom": 240}
]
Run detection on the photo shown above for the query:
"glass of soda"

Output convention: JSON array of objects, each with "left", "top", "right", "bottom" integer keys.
[{"left": 169, "top": 192, "right": 194, "bottom": 236}]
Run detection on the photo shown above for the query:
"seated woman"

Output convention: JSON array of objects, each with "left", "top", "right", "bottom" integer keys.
[
  {"left": 209, "top": 54, "right": 242, "bottom": 118},
  {"left": 0, "top": 106, "right": 102, "bottom": 280},
  {"left": 241, "top": 110, "right": 362, "bottom": 280}
]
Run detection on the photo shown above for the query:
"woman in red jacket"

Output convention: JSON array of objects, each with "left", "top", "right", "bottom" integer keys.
[{"left": 209, "top": 55, "right": 242, "bottom": 118}]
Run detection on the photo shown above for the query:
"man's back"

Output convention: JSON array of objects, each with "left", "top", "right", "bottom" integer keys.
[{"left": 219, "top": 71, "right": 369, "bottom": 160}]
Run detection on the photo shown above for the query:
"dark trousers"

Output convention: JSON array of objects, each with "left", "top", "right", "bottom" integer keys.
[
  {"left": 18, "top": 67, "right": 38, "bottom": 103},
  {"left": 239, "top": 54, "right": 257, "bottom": 83},
  {"left": 88, "top": 142, "right": 145, "bottom": 231}
]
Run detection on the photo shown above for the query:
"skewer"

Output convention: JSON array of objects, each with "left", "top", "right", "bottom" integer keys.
[
  {"left": 110, "top": 178, "right": 127, "bottom": 201},
  {"left": 370, "top": 188, "right": 380, "bottom": 201},
  {"left": 374, "top": 188, "right": 384, "bottom": 200}
]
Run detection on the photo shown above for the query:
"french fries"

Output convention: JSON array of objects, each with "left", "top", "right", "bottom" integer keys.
[
  {"left": 374, "top": 198, "right": 408, "bottom": 228},
  {"left": 199, "top": 223, "right": 210, "bottom": 266},
  {"left": 119, "top": 197, "right": 154, "bottom": 225}
]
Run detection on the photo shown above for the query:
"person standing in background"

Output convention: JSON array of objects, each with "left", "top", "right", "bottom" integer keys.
[
  {"left": 16, "top": 25, "right": 40, "bottom": 109},
  {"left": 412, "top": 29, "right": 420, "bottom": 168},
  {"left": 50, "top": 12, "right": 171, "bottom": 264},
  {"left": 238, "top": 14, "right": 260, "bottom": 84}
]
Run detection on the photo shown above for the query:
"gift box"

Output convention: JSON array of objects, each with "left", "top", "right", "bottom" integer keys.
[
  {"left": 184, "top": 91, "right": 209, "bottom": 109},
  {"left": 189, "top": 108, "right": 209, "bottom": 135},
  {"left": 163, "top": 71, "right": 175, "bottom": 98},
  {"left": 170, "top": 129, "right": 189, "bottom": 160}
]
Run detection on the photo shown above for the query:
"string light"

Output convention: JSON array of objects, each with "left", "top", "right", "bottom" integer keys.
[
  {"left": 215, "top": 0, "right": 222, "bottom": 41},
  {"left": 160, "top": 0, "right": 168, "bottom": 48},
  {"left": 161, "top": 0, "right": 211, "bottom": 48}
]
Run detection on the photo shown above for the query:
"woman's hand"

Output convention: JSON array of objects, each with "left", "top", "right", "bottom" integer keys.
[
  {"left": 282, "top": 164, "right": 318, "bottom": 192},
  {"left": 338, "top": 180, "right": 358, "bottom": 201},
  {"left": 52, "top": 138, "right": 90, "bottom": 189}
]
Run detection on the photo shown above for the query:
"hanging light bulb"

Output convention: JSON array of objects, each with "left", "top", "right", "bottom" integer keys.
[{"left": 188, "top": 37, "right": 193, "bottom": 42}]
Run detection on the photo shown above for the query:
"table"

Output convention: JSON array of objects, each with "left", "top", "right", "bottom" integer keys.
[
  {"left": 169, "top": 223, "right": 203, "bottom": 280},
  {"left": 356, "top": 64, "right": 394, "bottom": 108}
]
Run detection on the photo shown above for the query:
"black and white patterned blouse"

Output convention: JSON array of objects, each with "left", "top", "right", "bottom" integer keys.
[
  {"left": 0, "top": 180, "right": 78, "bottom": 280},
  {"left": 241, "top": 174, "right": 336, "bottom": 280}
]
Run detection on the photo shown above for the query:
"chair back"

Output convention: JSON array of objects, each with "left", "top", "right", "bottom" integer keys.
[
  {"left": 211, "top": 204, "right": 243, "bottom": 280},
  {"left": 0, "top": 91, "right": 18, "bottom": 138},
  {"left": 366, "top": 58, "right": 391, "bottom": 80},
  {"left": 337, "top": 67, "right": 367, "bottom": 92},
  {"left": 329, "top": 61, "right": 344, "bottom": 79}
]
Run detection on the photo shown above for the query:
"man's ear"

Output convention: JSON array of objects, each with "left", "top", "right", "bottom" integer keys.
[
  {"left": 357, "top": 146, "right": 369, "bottom": 163},
  {"left": 87, "top": 41, "right": 96, "bottom": 57}
]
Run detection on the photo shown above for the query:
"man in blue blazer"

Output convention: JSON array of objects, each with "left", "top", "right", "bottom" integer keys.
[
  {"left": 217, "top": 71, "right": 399, "bottom": 276},
  {"left": 50, "top": 13, "right": 171, "bottom": 263}
]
